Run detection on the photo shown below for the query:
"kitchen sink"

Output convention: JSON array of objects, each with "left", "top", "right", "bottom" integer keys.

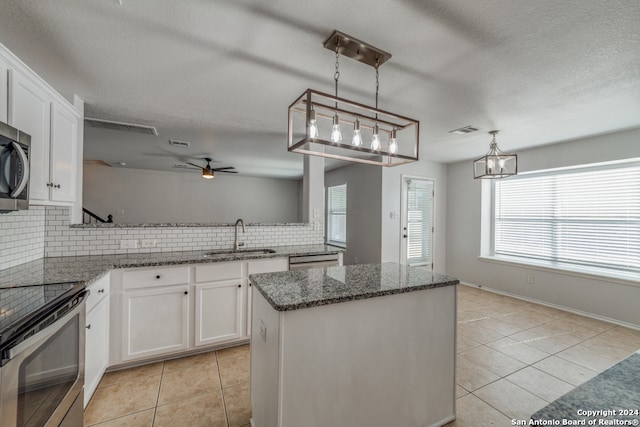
[{"left": 203, "top": 248, "right": 277, "bottom": 258}]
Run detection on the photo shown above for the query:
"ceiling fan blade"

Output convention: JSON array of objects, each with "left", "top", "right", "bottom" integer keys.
[
  {"left": 211, "top": 166, "right": 235, "bottom": 171},
  {"left": 218, "top": 170, "right": 238, "bottom": 174},
  {"left": 186, "top": 162, "right": 202, "bottom": 168}
]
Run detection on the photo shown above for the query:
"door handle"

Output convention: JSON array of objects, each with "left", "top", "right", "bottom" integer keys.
[{"left": 403, "top": 234, "right": 407, "bottom": 238}]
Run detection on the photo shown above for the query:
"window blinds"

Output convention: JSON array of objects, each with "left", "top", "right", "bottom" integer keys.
[
  {"left": 406, "top": 179, "right": 433, "bottom": 266},
  {"left": 494, "top": 162, "right": 640, "bottom": 275},
  {"left": 327, "top": 184, "right": 347, "bottom": 244}
]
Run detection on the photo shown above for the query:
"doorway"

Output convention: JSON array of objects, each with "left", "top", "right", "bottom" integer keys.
[{"left": 401, "top": 177, "right": 434, "bottom": 269}]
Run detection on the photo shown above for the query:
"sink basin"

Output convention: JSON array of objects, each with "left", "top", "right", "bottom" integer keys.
[{"left": 203, "top": 249, "right": 276, "bottom": 258}]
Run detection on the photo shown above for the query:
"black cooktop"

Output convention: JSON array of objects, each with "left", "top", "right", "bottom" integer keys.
[{"left": 0, "top": 281, "right": 85, "bottom": 347}]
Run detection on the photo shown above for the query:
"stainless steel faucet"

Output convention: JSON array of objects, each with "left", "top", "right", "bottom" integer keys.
[{"left": 234, "top": 218, "right": 245, "bottom": 251}]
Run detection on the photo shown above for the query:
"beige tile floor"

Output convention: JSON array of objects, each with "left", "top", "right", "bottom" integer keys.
[
  {"left": 448, "top": 285, "right": 640, "bottom": 426},
  {"left": 84, "top": 344, "right": 251, "bottom": 427},
  {"left": 84, "top": 286, "right": 640, "bottom": 426}
]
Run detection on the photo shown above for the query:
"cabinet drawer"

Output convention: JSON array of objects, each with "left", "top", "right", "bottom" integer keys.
[
  {"left": 86, "top": 276, "right": 110, "bottom": 313},
  {"left": 195, "top": 262, "right": 242, "bottom": 283},
  {"left": 123, "top": 266, "right": 190, "bottom": 290}
]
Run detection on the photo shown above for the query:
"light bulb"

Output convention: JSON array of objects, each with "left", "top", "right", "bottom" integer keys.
[
  {"left": 371, "top": 124, "right": 381, "bottom": 150},
  {"left": 352, "top": 119, "right": 362, "bottom": 147},
  {"left": 331, "top": 114, "right": 342, "bottom": 143},
  {"left": 309, "top": 108, "right": 319, "bottom": 138},
  {"left": 498, "top": 158, "right": 506, "bottom": 168},
  {"left": 389, "top": 128, "right": 398, "bottom": 154},
  {"left": 487, "top": 158, "right": 495, "bottom": 174}
]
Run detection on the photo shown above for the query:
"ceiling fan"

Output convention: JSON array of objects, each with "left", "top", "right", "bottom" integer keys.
[{"left": 178, "top": 157, "right": 238, "bottom": 180}]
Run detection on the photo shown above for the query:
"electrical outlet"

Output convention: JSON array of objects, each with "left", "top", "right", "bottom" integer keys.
[
  {"left": 120, "top": 239, "right": 138, "bottom": 249},
  {"left": 527, "top": 275, "right": 535, "bottom": 284},
  {"left": 141, "top": 239, "right": 156, "bottom": 248}
]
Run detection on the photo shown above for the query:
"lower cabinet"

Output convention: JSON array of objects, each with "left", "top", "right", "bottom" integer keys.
[
  {"left": 84, "top": 273, "right": 110, "bottom": 407},
  {"left": 123, "top": 285, "right": 190, "bottom": 360},
  {"left": 111, "top": 259, "right": 289, "bottom": 365},
  {"left": 195, "top": 280, "right": 243, "bottom": 346}
]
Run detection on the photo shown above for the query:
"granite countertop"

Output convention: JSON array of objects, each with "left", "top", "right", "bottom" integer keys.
[
  {"left": 0, "top": 245, "right": 344, "bottom": 288},
  {"left": 71, "top": 222, "right": 311, "bottom": 228},
  {"left": 249, "top": 262, "right": 459, "bottom": 311},
  {"left": 531, "top": 350, "right": 640, "bottom": 424}
]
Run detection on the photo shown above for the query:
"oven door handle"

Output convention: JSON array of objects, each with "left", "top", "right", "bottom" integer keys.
[
  {"left": 9, "top": 141, "right": 30, "bottom": 198},
  {"left": 7, "top": 292, "right": 86, "bottom": 360}
]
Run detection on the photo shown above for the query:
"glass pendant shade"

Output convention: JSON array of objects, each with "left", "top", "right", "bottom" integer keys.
[
  {"left": 473, "top": 131, "right": 517, "bottom": 179},
  {"left": 352, "top": 119, "right": 363, "bottom": 147},
  {"left": 388, "top": 128, "right": 398, "bottom": 154},
  {"left": 309, "top": 108, "right": 319, "bottom": 138},
  {"left": 330, "top": 114, "right": 342, "bottom": 143}
]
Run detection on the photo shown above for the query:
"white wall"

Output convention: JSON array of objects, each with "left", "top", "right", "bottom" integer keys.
[
  {"left": 446, "top": 128, "right": 640, "bottom": 327},
  {"left": 381, "top": 159, "right": 448, "bottom": 272},
  {"left": 325, "top": 163, "right": 382, "bottom": 265},
  {"left": 83, "top": 164, "right": 301, "bottom": 224}
]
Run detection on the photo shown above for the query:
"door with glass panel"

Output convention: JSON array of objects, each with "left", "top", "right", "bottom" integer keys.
[{"left": 401, "top": 177, "right": 434, "bottom": 269}]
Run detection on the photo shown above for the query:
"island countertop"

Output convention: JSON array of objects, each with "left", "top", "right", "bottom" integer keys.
[{"left": 249, "top": 262, "right": 459, "bottom": 311}]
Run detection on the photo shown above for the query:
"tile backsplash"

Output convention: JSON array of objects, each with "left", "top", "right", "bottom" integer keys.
[
  {"left": 44, "top": 207, "right": 323, "bottom": 257},
  {"left": 0, "top": 206, "right": 46, "bottom": 270}
]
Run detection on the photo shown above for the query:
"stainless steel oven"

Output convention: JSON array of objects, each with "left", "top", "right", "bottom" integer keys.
[
  {"left": 0, "top": 283, "right": 86, "bottom": 427},
  {"left": 0, "top": 121, "right": 31, "bottom": 213}
]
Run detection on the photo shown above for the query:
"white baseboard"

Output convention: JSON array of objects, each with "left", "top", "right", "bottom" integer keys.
[{"left": 458, "top": 281, "right": 640, "bottom": 331}]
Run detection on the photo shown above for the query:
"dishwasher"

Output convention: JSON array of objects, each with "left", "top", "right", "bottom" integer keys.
[{"left": 289, "top": 253, "right": 341, "bottom": 270}]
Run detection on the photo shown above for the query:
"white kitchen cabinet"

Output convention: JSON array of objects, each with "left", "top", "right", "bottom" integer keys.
[
  {"left": 195, "top": 280, "right": 243, "bottom": 346},
  {"left": 49, "top": 102, "right": 79, "bottom": 202},
  {"left": 84, "top": 274, "right": 110, "bottom": 407},
  {"left": 0, "top": 57, "right": 7, "bottom": 123},
  {"left": 8, "top": 68, "right": 80, "bottom": 204},
  {"left": 247, "top": 259, "right": 289, "bottom": 337},
  {"left": 8, "top": 69, "right": 51, "bottom": 201},
  {"left": 122, "top": 284, "right": 190, "bottom": 361}
]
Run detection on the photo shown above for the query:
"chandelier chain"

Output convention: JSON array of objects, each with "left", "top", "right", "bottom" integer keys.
[{"left": 334, "top": 44, "right": 340, "bottom": 99}]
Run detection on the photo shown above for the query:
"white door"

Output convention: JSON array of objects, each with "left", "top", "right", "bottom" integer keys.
[
  {"left": 123, "top": 285, "right": 190, "bottom": 360},
  {"left": 50, "top": 103, "right": 78, "bottom": 202},
  {"left": 8, "top": 70, "right": 51, "bottom": 201},
  {"left": 195, "top": 281, "right": 243, "bottom": 346},
  {"left": 401, "top": 177, "right": 434, "bottom": 269}
]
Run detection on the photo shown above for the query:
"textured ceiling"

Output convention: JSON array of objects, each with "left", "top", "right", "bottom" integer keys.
[{"left": 0, "top": 0, "right": 639, "bottom": 178}]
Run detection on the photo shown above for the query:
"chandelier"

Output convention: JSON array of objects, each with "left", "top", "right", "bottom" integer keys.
[
  {"left": 288, "top": 31, "right": 419, "bottom": 167},
  {"left": 473, "top": 131, "right": 518, "bottom": 179}
]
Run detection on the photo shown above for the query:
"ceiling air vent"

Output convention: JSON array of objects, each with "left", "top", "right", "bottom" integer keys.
[
  {"left": 85, "top": 118, "right": 158, "bottom": 136},
  {"left": 449, "top": 125, "right": 480, "bottom": 135},
  {"left": 169, "top": 139, "right": 191, "bottom": 148}
]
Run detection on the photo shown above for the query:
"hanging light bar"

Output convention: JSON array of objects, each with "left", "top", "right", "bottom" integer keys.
[
  {"left": 473, "top": 131, "right": 518, "bottom": 178},
  {"left": 288, "top": 30, "right": 419, "bottom": 167}
]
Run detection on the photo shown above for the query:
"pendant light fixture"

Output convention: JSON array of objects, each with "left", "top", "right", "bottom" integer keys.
[
  {"left": 473, "top": 131, "right": 518, "bottom": 178},
  {"left": 288, "top": 30, "right": 419, "bottom": 167}
]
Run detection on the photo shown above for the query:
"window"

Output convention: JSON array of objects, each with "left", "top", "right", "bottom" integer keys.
[
  {"left": 403, "top": 178, "right": 434, "bottom": 267},
  {"left": 327, "top": 184, "right": 347, "bottom": 246},
  {"left": 493, "top": 160, "right": 640, "bottom": 277}
]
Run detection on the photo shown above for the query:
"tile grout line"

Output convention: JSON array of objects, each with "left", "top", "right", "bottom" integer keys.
[{"left": 216, "top": 350, "right": 232, "bottom": 427}]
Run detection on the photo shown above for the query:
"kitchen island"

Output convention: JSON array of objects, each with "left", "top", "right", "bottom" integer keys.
[{"left": 249, "top": 263, "right": 459, "bottom": 427}]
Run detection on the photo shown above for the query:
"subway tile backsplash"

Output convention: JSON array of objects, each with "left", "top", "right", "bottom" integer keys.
[
  {"left": 43, "top": 207, "right": 323, "bottom": 257},
  {"left": 0, "top": 206, "right": 46, "bottom": 270}
]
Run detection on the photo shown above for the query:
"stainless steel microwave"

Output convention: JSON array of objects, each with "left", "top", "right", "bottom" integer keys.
[{"left": 0, "top": 121, "right": 31, "bottom": 213}]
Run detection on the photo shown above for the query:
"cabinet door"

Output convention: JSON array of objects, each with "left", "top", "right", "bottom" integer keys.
[
  {"left": 8, "top": 70, "right": 51, "bottom": 201},
  {"left": 123, "top": 285, "right": 189, "bottom": 360},
  {"left": 50, "top": 102, "right": 78, "bottom": 202},
  {"left": 195, "top": 281, "right": 243, "bottom": 346},
  {"left": 85, "top": 297, "right": 109, "bottom": 407},
  {"left": 0, "top": 57, "right": 8, "bottom": 123}
]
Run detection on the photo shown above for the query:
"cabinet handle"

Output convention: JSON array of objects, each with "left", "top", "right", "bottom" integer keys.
[
  {"left": 98, "top": 289, "right": 105, "bottom": 294},
  {"left": 184, "top": 291, "right": 188, "bottom": 295},
  {"left": 238, "top": 284, "right": 241, "bottom": 288},
  {"left": 86, "top": 324, "right": 91, "bottom": 329},
  {"left": 156, "top": 275, "right": 161, "bottom": 279},
  {"left": 54, "top": 184, "right": 61, "bottom": 189},
  {"left": 46, "top": 182, "right": 53, "bottom": 187}
]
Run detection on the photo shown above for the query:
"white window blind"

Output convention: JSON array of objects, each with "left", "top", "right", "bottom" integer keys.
[
  {"left": 494, "top": 161, "right": 640, "bottom": 275},
  {"left": 406, "top": 179, "right": 433, "bottom": 266},
  {"left": 327, "top": 184, "right": 347, "bottom": 244}
]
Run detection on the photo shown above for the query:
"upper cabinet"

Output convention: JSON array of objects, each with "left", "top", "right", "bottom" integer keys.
[
  {"left": 0, "top": 57, "right": 8, "bottom": 123},
  {"left": 1, "top": 43, "right": 82, "bottom": 206}
]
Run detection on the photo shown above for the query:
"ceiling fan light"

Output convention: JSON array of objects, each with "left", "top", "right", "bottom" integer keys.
[{"left": 202, "top": 169, "right": 215, "bottom": 179}]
